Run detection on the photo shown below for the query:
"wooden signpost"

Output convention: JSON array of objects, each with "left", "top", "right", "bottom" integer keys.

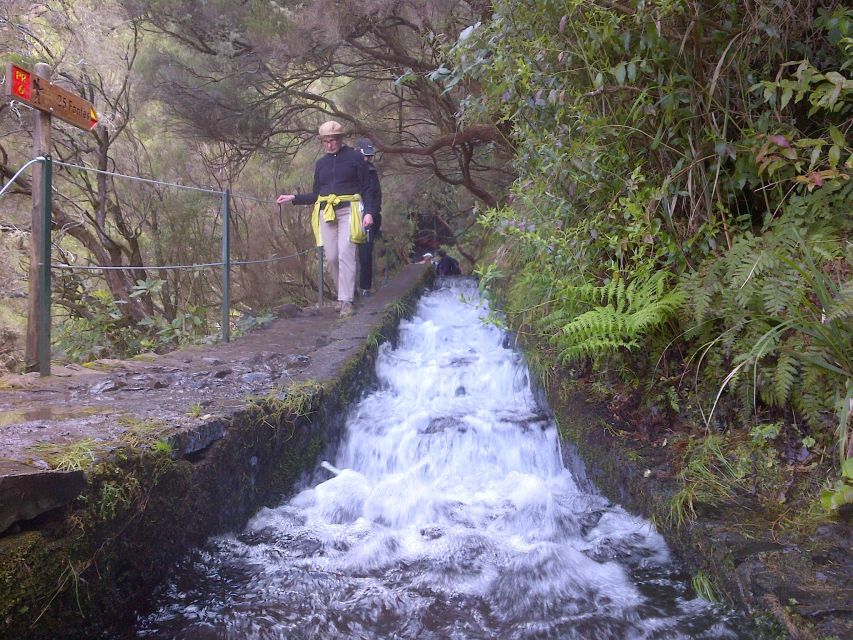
[
  {"left": 5, "top": 62, "right": 99, "bottom": 131},
  {"left": 4, "top": 62, "right": 99, "bottom": 374}
]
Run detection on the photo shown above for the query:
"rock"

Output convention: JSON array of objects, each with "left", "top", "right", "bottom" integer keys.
[
  {"left": 814, "top": 523, "right": 852, "bottom": 546},
  {"left": 167, "top": 419, "right": 226, "bottom": 458},
  {"left": 91, "top": 379, "right": 122, "bottom": 394},
  {"left": 149, "top": 377, "right": 171, "bottom": 389},
  {"left": 275, "top": 303, "right": 303, "bottom": 318},
  {"left": 212, "top": 368, "right": 232, "bottom": 379},
  {"left": 202, "top": 357, "right": 223, "bottom": 366},
  {"left": 0, "top": 464, "right": 86, "bottom": 533},
  {"left": 239, "top": 372, "right": 268, "bottom": 384},
  {"left": 285, "top": 354, "right": 311, "bottom": 368}
]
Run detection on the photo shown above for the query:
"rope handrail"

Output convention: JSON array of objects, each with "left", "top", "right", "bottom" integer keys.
[
  {"left": 0, "top": 156, "right": 46, "bottom": 199},
  {"left": 53, "top": 261, "right": 224, "bottom": 271},
  {"left": 51, "top": 246, "right": 316, "bottom": 272},
  {"left": 230, "top": 192, "right": 279, "bottom": 205},
  {"left": 50, "top": 159, "right": 279, "bottom": 204},
  {"left": 52, "top": 159, "right": 223, "bottom": 195},
  {"left": 4, "top": 158, "right": 282, "bottom": 204},
  {"left": 232, "top": 247, "right": 315, "bottom": 266}
]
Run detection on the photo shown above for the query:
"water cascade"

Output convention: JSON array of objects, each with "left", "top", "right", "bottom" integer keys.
[{"left": 138, "top": 279, "right": 748, "bottom": 639}]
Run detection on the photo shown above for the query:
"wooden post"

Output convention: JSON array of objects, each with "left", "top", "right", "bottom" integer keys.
[{"left": 25, "top": 63, "right": 52, "bottom": 373}]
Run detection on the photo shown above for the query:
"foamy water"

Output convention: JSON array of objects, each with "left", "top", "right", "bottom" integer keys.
[{"left": 137, "top": 278, "right": 749, "bottom": 639}]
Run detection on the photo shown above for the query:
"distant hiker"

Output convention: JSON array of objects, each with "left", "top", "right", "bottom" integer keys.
[
  {"left": 276, "top": 121, "right": 378, "bottom": 318},
  {"left": 354, "top": 137, "right": 382, "bottom": 299},
  {"left": 419, "top": 252, "right": 434, "bottom": 265},
  {"left": 436, "top": 249, "right": 462, "bottom": 276}
]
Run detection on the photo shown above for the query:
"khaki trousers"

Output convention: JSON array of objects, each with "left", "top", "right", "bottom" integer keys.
[{"left": 320, "top": 205, "right": 356, "bottom": 302}]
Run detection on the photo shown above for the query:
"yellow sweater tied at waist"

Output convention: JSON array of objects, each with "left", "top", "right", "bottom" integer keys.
[{"left": 311, "top": 193, "right": 366, "bottom": 246}]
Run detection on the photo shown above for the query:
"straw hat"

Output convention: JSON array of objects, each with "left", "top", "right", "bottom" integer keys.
[{"left": 318, "top": 120, "right": 346, "bottom": 137}]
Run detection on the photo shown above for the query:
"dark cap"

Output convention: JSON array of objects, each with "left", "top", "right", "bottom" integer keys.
[{"left": 355, "top": 138, "right": 376, "bottom": 156}]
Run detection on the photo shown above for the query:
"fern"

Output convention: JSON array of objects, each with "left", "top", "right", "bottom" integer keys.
[
  {"left": 794, "top": 364, "right": 831, "bottom": 431},
  {"left": 773, "top": 350, "right": 799, "bottom": 406},
  {"left": 826, "top": 282, "right": 853, "bottom": 323},
  {"left": 692, "top": 220, "right": 851, "bottom": 457},
  {"left": 759, "top": 273, "right": 800, "bottom": 315},
  {"left": 553, "top": 271, "right": 685, "bottom": 362}
]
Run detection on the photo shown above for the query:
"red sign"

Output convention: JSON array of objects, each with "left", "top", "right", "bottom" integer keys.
[{"left": 8, "top": 63, "right": 31, "bottom": 101}]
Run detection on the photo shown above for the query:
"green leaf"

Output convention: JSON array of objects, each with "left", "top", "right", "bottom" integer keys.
[
  {"left": 843, "top": 457, "right": 853, "bottom": 480},
  {"left": 821, "top": 481, "right": 853, "bottom": 511},
  {"left": 795, "top": 138, "right": 825, "bottom": 148},
  {"left": 824, "top": 71, "right": 845, "bottom": 85},
  {"left": 828, "top": 145, "right": 841, "bottom": 168},
  {"left": 828, "top": 125, "right": 845, "bottom": 147},
  {"left": 780, "top": 87, "right": 793, "bottom": 109},
  {"left": 810, "top": 146, "right": 822, "bottom": 168},
  {"left": 613, "top": 62, "right": 626, "bottom": 85}
]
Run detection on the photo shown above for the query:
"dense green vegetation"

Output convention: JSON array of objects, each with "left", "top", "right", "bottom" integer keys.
[{"left": 444, "top": 0, "right": 852, "bottom": 517}]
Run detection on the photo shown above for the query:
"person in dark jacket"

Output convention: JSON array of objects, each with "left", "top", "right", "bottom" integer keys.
[
  {"left": 354, "top": 138, "right": 382, "bottom": 298},
  {"left": 436, "top": 248, "right": 462, "bottom": 276},
  {"left": 276, "top": 121, "right": 377, "bottom": 317}
]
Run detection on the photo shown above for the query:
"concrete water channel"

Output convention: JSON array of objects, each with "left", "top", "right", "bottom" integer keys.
[
  {"left": 0, "top": 266, "right": 849, "bottom": 639},
  {"left": 135, "top": 278, "right": 748, "bottom": 639}
]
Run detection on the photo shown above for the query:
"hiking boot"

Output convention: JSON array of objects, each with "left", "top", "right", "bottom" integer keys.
[
  {"left": 339, "top": 302, "right": 353, "bottom": 317},
  {"left": 361, "top": 289, "right": 371, "bottom": 299},
  {"left": 334, "top": 300, "right": 343, "bottom": 311}
]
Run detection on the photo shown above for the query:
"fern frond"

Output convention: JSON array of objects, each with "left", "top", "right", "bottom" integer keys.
[
  {"left": 773, "top": 351, "right": 799, "bottom": 406},
  {"left": 558, "top": 338, "right": 637, "bottom": 362},
  {"left": 759, "top": 274, "right": 798, "bottom": 316},
  {"left": 562, "top": 306, "right": 627, "bottom": 342},
  {"left": 793, "top": 365, "right": 831, "bottom": 431},
  {"left": 826, "top": 282, "right": 853, "bottom": 322},
  {"left": 555, "top": 270, "right": 684, "bottom": 364}
]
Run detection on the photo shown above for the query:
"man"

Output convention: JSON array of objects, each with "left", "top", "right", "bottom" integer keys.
[
  {"left": 354, "top": 138, "right": 382, "bottom": 298},
  {"left": 436, "top": 248, "right": 462, "bottom": 276},
  {"left": 276, "top": 121, "right": 377, "bottom": 317}
]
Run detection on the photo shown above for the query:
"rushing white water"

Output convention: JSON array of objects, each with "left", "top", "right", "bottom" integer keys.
[{"left": 138, "top": 278, "right": 749, "bottom": 639}]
